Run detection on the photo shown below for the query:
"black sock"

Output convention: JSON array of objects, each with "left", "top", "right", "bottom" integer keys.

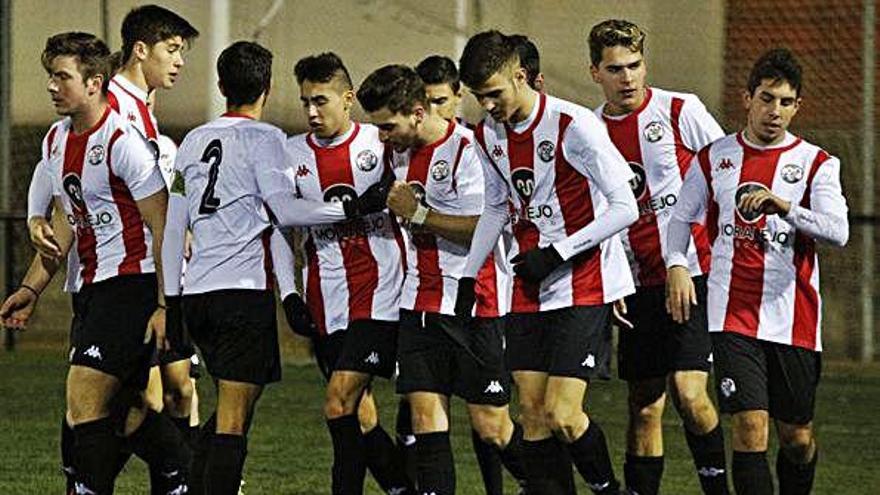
[
  {"left": 521, "top": 437, "right": 573, "bottom": 495},
  {"left": 395, "top": 400, "right": 417, "bottom": 488},
  {"left": 415, "top": 432, "right": 455, "bottom": 495},
  {"left": 206, "top": 433, "right": 247, "bottom": 495},
  {"left": 732, "top": 451, "right": 773, "bottom": 495},
  {"left": 624, "top": 454, "right": 664, "bottom": 495},
  {"left": 567, "top": 421, "right": 620, "bottom": 494},
  {"left": 127, "top": 410, "right": 191, "bottom": 495},
  {"left": 73, "top": 417, "right": 123, "bottom": 494},
  {"left": 777, "top": 447, "right": 818, "bottom": 495},
  {"left": 685, "top": 425, "right": 730, "bottom": 495},
  {"left": 61, "top": 417, "right": 76, "bottom": 492},
  {"left": 498, "top": 423, "right": 529, "bottom": 491},
  {"left": 472, "top": 429, "right": 503, "bottom": 495},
  {"left": 364, "top": 424, "right": 413, "bottom": 493},
  {"left": 327, "top": 415, "right": 367, "bottom": 494},
  {"left": 189, "top": 413, "right": 216, "bottom": 495}
]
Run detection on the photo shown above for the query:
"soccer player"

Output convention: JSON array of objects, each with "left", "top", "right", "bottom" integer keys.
[
  {"left": 588, "top": 19, "right": 730, "bottom": 495},
  {"left": 415, "top": 55, "right": 463, "bottom": 122},
  {"left": 509, "top": 34, "right": 545, "bottom": 93},
  {"left": 666, "top": 48, "right": 848, "bottom": 495},
  {"left": 358, "top": 64, "right": 529, "bottom": 495},
  {"left": 455, "top": 30, "right": 638, "bottom": 494},
  {"left": 1, "top": 31, "right": 191, "bottom": 494},
  {"left": 279, "top": 52, "right": 411, "bottom": 494}
]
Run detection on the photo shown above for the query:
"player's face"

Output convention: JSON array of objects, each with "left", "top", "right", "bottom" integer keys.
[
  {"left": 469, "top": 64, "right": 529, "bottom": 123},
  {"left": 424, "top": 83, "right": 461, "bottom": 121},
  {"left": 369, "top": 106, "right": 421, "bottom": 151},
  {"left": 743, "top": 78, "right": 800, "bottom": 145},
  {"left": 45, "top": 55, "right": 101, "bottom": 116},
  {"left": 590, "top": 46, "right": 647, "bottom": 116},
  {"left": 142, "top": 36, "right": 186, "bottom": 90},
  {"left": 300, "top": 79, "right": 354, "bottom": 139}
]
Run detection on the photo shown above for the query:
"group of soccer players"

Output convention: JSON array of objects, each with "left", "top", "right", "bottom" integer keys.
[{"left": 0, "top": 4, "right": 849, "bottom": 495}]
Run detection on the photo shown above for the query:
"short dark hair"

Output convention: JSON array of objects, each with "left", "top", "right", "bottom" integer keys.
[
  {"left": 588, "top": 19, "right": 646, "bottom": 67},
  {"left": 357, "top": 64, "right": 427, "bottom": 115},
  {"left": 121, "top": 5, "right": 199, "bottom": 64},
  {"left": 217, "top": 41, "right": 272, "bottom": 106},
  {"left": 459, "top": 30, "right": 519, "bottom": 88},
  {"left": 42, "top": 32, "right": 112, "bottom": 94},
  {"left": 293, "top": 52, "right": 353, "bottom": 90},
  {"left": 415, "top": 55, "right": 460, "bottom": 93},
  {"left": 509, "top": 34, "right": 540, "bottom": 89},
  {"left": 747, "top": 48, "right": 803, "bottom": 97}
]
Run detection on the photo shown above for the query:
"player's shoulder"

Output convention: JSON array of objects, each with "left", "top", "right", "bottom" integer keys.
[
  {"left": 354, "top": 121, "right": 383, "bottom": 145},
  {"left": 702, "top": 132, "right": 739, "bottom": 156},
  {"left": 452, "top": 120, "right": 476, "bottom": 143},
  {"left": 285, "top": 131, "right": 310, "bottom": 152},
  {"left": 547, "top": 94, "right": 603, "bottom": 129},
  {"left": 651, "top": 87, "right": 709, "bottom": 113}
]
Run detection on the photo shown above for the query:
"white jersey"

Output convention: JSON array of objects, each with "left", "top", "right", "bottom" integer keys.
[
  {"left": 475, "top": 93, "right": 635, "bottom": 312},
  {"left": 157, "top": 135, "right": 178, "bottom": 187},
  {"left": 108, "top": 74, "right": 159, "bottom": 144},
  {"left": 288, "top": 123, "right": 404, "bottom": 335},
  {"left": 597, "top": 88, "right": 723, "bottom": 287},
  {"left": 166, "top": 114, "right": 286, "bottom": 295},
  {"left": 44, "top": 107, "right": 165, "bottom": 289},
  {"left": 392, "top": 121, "right": 510, "bottom": 317},
  {"left": 674, "top": 132, "right": 848, "bottom": 350}
]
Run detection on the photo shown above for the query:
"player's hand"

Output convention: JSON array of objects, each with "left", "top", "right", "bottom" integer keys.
[
  {"left": 454, "top": 277, "right": 477, "bottom": 322},
  {"left": 386, "top": 181, "right": 419, "bottom": 220},
  {"left": 344, "top": 167, "right": 396, "bottom": 218},
  {"left": 28, "top": 216, "right": 62, "bottom": 259},
  {"left": 511, "top": 246, "right": 564, "bottom": 284},
  {"left": 145, "top": 306, "right": 168, "bottom": 351},
  {"left": 666, "top": 266, "right": 697, "bottom": 324},
  {"left": 612, "top": 298, "right": 634, "bottom": 330},
  {"left": 738, "top": 189, "right": 791, "bottom": 217},
  {"left": 282, "top": 293, "right": 318, "bottom": 337},
  {"left": 0, "top": 288, "right": 40, "bottom": 330}
]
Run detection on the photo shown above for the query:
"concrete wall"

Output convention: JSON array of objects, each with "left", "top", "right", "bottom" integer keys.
[{"left": 11, "top": 0, "right": 725, "bottom": 131}]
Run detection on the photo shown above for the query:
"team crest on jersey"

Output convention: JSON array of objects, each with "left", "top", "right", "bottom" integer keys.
[
  {"left": 511, "top": 167, "right": 535, "bottom": 203},
  {"left": 430, "top": 160, "right": 450, "bottom": 181},
  {"left": 734, "top": 182, "right": 769, "bottom": 223},
  {"left": 356, "top": 150, "right": 379, "bottom": 172},
  {"left": 780, "top": 163, "right": 804, "bottom": 184},
  {"left": 644, "top": 121, "right": 664, "bottom": 143},
  {"left": 87, "top": 145, "right": 105, "bottom": 166},
  {"left": 628, "top": 162, "right": 648, "bottom": 200},
  {"left": 537, "top": 140, "right": 555, "bottom": 162}
]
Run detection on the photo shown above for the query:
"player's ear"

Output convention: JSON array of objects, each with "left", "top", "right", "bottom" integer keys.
[
  {"left": 533, "top": 73, "right": 545, "bottom": 92},
  {"left": 133, "top": 41, "right": 149, "bottom": 62},
  {"left": 741, "top": 89, "right": 752, "bottom": 110},
  {"left": 589, "top": 64, "right": 601, "bottom": 83},
  {"left": 413, "top": 104, "right": 426, "bottom": 124},
  {"left": 217, "top": 81, "right": 227, "bottom": 97},
  {"left": 342, "top": 89, "right": 355, "bottom": 112}
]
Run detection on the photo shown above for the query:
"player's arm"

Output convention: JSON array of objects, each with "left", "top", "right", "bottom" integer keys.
[
  {"left": 780, "top": 156, "right": 849, "bottom": 247},
  {"left": 27, "top": 159, "right": 64, "bottom": 258},
  {"left": 161, "top": 171, "right": 189, "bottom": 299},
  {"left": 665, "top": 155, "right": 710, "bottom": 323},
  {"left": 270, "top": 227, "right": 317, "bottom": 336}
]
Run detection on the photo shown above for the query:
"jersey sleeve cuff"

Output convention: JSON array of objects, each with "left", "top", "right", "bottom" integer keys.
[{"left": 665, "top": 252, "right": 690, "bottom": 269}]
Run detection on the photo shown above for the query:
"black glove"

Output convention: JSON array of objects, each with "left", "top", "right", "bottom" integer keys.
[
  {"left": 343, "top": 167, "right": 395, "bottom": 218},
  {"left": 165, "top": 296, "right": 184, "bottom": 350},
  {"left": 282, "top": 293, "right": 317, "bottom": 337},
  {"left": 454, "top": 277, "right": 477, "bottom": 320},
  {"left": 511, "top": 245, "right": 564, "bottom": 284}
]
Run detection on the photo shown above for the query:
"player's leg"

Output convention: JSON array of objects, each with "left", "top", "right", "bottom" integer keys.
[
  {"left": 161, "top": 358, "right": 195, "bottom": 435},
  {"left": 775, "top": 421, "right": 817, "bottom": 495},
  {"left": 325, "top": 370, "right": 372, "bottom": 494},
  {"left": 358, "top": 390, "right": 413, "bottom": 494},
  {"left": 144, "top": 364, "right": 164, "bottom": 412},
  {"left": 394, "top": 398, "right": 418, "bottom": 487},
  {"left": 209, "top": 379, "right": 263, "bottom": 494},
  {"left": 409, "top": 391, "right": 454, "bottom": 495},
  {"left": 624, "top": 378, "right": 666, "bottom": 495}
]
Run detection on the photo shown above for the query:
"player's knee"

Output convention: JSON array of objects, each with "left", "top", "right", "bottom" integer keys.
[
  {"left": 357, "top": 399, "right": 378, "bottom": 432},
  {"left": 672, "top": 386, "right": 711, "bottom": 421},
  {"left": 163, "top": 377, "right": 194, "bottom": 413},
  {"left": 778, "top": 424, "right": 814, "bottom": 462},
  {"left": 545, "top": 406, "right": 580, "bottom": 442},
  {"left": 411, "top": 407, "right": 443, "bottom": 432},
  {"left": 732, "top": 412, "right": 769, "bottom": 449},
  {"left": 630, "top": 400, "right": 664, "bottom": 430},
  {"left": 470, "top": 410, "right": 509, "bottom": 448}
]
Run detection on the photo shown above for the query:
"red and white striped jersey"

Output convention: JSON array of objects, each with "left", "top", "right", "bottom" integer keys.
[
  {"left": 676, "top": 132, "right": 848, "bottom": 350},
  {"left": 44, "top": 106, "right": 165, "bottom": 289},
  {"left": 108, "top": 75, "right": 159, "bottom": 143},
  {"left": 597, "top": 88, "right": 724, "bottom": 287},
  {"left": 169, "top": 114, "right": 284, "bottom": 295},
  {"left": 288, "top": 123, "right": 405, "bottom": 335},
  {"left": 391, "top": 121, "right": 510, "bottom": 317},
  {"left": 476, "top": 93, "right": 635, "bottom": 312}
]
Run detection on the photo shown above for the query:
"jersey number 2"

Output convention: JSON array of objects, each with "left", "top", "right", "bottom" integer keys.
[{"left": 198, "top": 139, "right": 223, "bottom": 214}]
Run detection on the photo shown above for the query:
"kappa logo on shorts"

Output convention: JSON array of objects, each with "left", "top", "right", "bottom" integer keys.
[
  {"left": 364, "top": 351, "right": 380, "bottom": 365},
  {"left": 588, "top": 481, "right": 611, "bottom": 491},
  {"left": 581, "top": 353, "right": 596, "bottom": 368},
  {"left": 697, "top": 467, "right": 726, "bottom": 478},
  {"left": 484, "top": 380, "right": 504, "bottom": 394},
  {"left": 83, "top": 345, "right": 103, "bottom": 361},
  {"left": 720, "top": 377, "right": 736, "bottom": 398}
]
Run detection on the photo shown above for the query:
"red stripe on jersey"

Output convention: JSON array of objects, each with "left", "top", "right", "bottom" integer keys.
[
  {"left": 554, "top": 113, "right": 604, "bottom": 305},
  {"left": 475, "top": 252, "right": 500, "bottom": 317},
  {"left": 790, "top": 149, "right": 829, "bottom": 349},
  {"left": 45, "top": 126, "right": 59, "bottom": 160},
  {"left": 312, "top": 124, "right": 379, "bottom": 321},
  {"left": 261, "top": 228, "right": 274, "bottom": 290},
  {"left": 107, "top": 91, "right": 119, "bottom": 113},
  {"left": 506, "top": 118, "right": 540, "bottom": 312},
  {"left": 304, "top": 237, "right": 327, "bottom": 335},
  {"left": 112, "top": 81, "right": 158, "bottom": 140},
  {"left": 450, "top": 135, "right": 469, "bottom": 194},
  {"left": 697, "top": 147, "right": 720, "bottom": 245},
  {"left": 605, "top": 107, "right": 665, "bottom": 286},
  {"left": 722, "top": 137, "right": 786, "bottom": 337},
  {"left": 407, "top": 144, "right": 443, "bottom": 312},
  {"left": 107, "top": 129, "right": 148, "bottom": 276}
]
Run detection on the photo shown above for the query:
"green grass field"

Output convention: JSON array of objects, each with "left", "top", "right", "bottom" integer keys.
[{"left": 1, "top": 347, "right": 879, "bottom": 494}]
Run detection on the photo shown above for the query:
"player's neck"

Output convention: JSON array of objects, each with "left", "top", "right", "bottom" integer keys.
[
  {"left": 226, "top": 103, "right": 262, "bottom": 121},
  {"left": 743, "top": 125, "right": 786, "bottom": 147},
  {"left": 509, "top": 88, "right": 538, "bottom": 124},
  {"left": 71, "top": 99, "right": 109, "bottom": 134},
  {"left": 118, "top": 64, "right": 153, "bottom": 95},
  {"left": 603, "top": 89, "right": 646, "bottom": 117},
  {"left": 416, "top": 114, "right": 449, "bottom": 148}
]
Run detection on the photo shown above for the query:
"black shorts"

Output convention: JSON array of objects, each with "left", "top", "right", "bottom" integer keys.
[
  {"left": 68, "top": 274, "right": 158, "bottom": 391},
  {"left": 397, "top": 310, "right": 511, "bottom": 406},
  {"left": 182, "top": 289, "right": 281, "bottom": 386},
  {"left": 150, "top": 316, "right": 196, "bottom": 367},
  {"left": 618, "top": 276, "right": 712, "bottom": 381},
  {"left": 312, "top": 319, "right": 398, "bottom": 380},
  {"left": 505, "top": 305, "right": 613, "bottom": 381},
  {"left": 711, "top": 332, "right": 821, "bottom": 425}
]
